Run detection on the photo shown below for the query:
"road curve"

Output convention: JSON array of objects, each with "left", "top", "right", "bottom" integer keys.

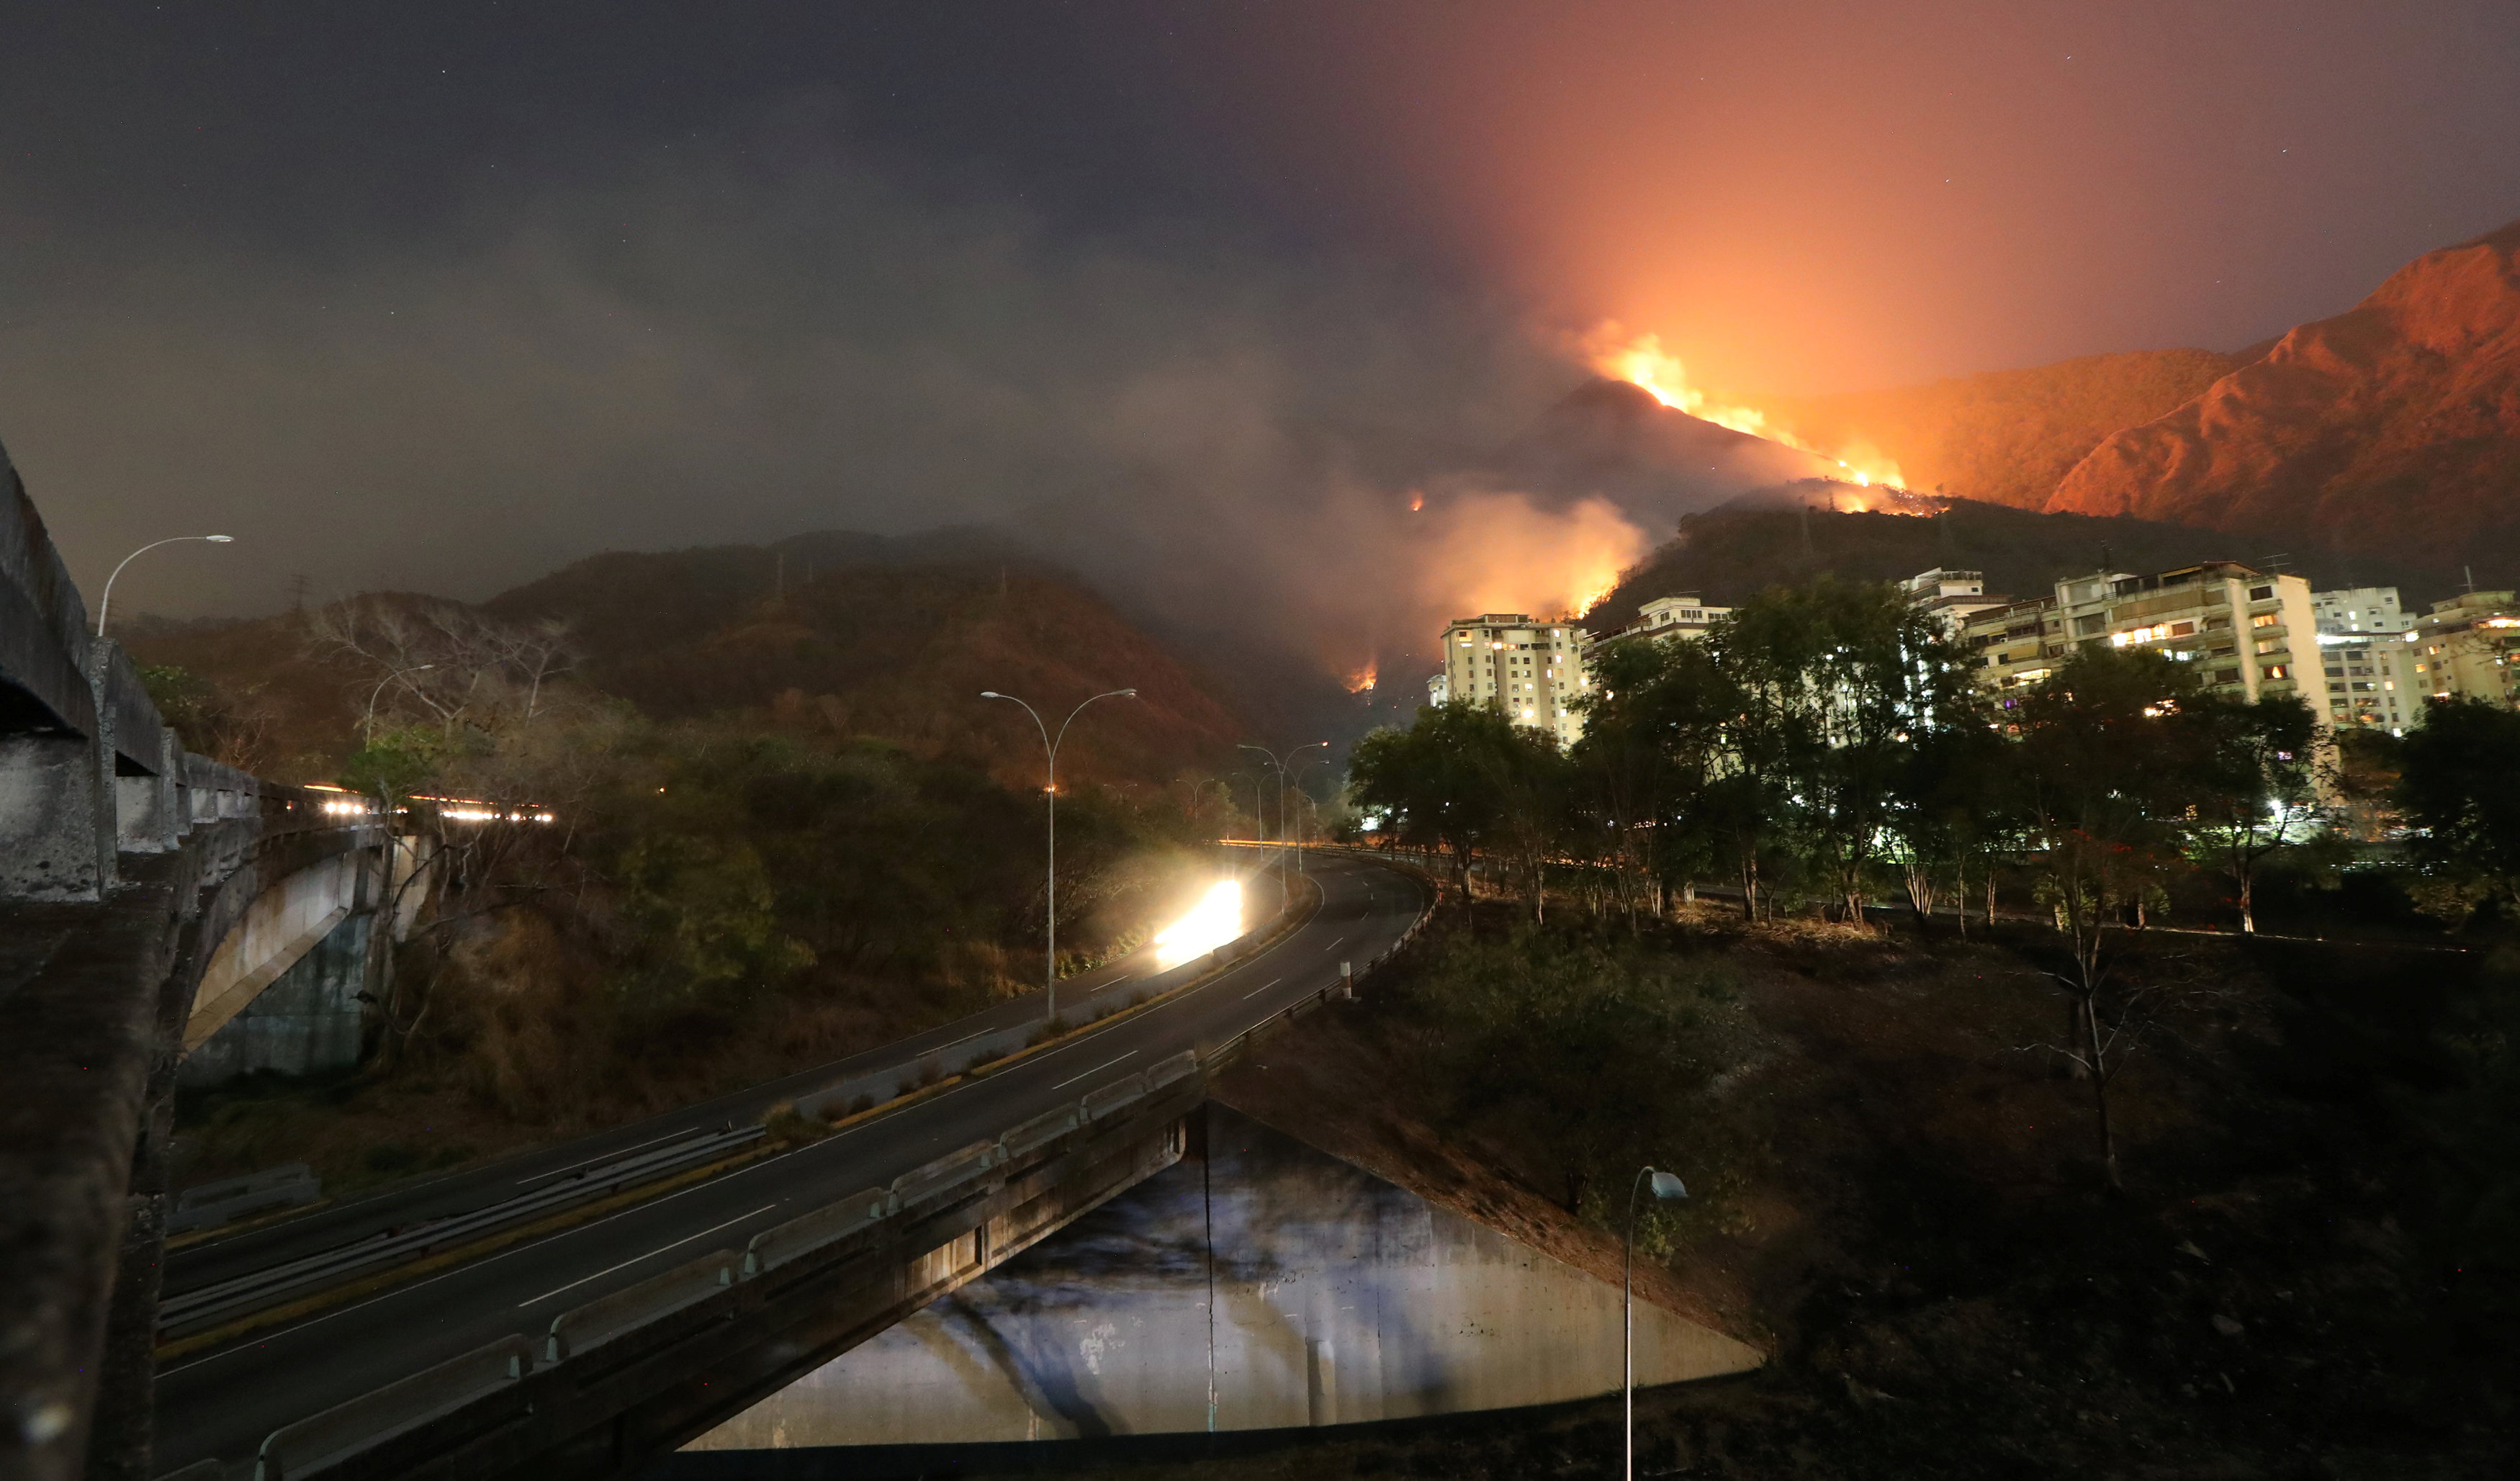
[{"left": 154, "top": 850, "right": 1428, "bottom": 1472}]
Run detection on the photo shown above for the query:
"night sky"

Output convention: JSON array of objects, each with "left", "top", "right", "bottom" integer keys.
[{"left": 5, "top": 1, "right": 2516, "bottom": 644}]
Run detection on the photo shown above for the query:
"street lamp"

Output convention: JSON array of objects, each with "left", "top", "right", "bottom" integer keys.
[
  {"left": 983, "top": 688, "right": 1138, "bottom": 1024},
  {"left": 1238, "top": 741, "right": 1329, "bottom": 887},
  {"left": 1624, "top": 1166, "right": 1688, "bottom": 1481},
  {"left": 363, "top": 665, "right": 436, "bottom": 745},
  {"left": 96, "top": 534, "right": 234, "bottom": 636}
]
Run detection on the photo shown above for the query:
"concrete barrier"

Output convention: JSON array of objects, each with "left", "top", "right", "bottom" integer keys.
[
  {"left": 888, "top": 1140, "right": 1001, "bottom": 1210},
  {"left": 545, "top": 1249, "right": 737, "bottom": 1364},
  {"left": 1144, "top": 1050, "right": 1200, "bottom": 1093},
  {"left": 253, "top": 1333, "right": 532, "bottom": 1480},
  {"left": 1082, "top": 1072, "right": 1151, "bottom": 1123},
  {"left": 168, "top": 1163, "right": 322, "bottom": 1234},
  {"left": 742, "top": 1189, "right": 893, "bottom": 1278},
  {"left": 1002, "top": 1103, "right": 1080, "bottom": 1158}
]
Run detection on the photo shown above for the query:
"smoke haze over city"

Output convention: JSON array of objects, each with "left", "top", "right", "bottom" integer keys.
[{"left": 5, "top": 1, "right": 2516, "bottom": 693}]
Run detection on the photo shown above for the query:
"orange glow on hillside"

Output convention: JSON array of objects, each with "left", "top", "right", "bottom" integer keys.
[
  {"left": 1581, "top": 323, "right": 1909, "bottom": 490},
  {"left": 1345, "top": 662, "right": 1379, "bottom": 693}
]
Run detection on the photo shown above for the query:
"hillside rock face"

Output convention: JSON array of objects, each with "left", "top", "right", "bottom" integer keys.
[
  {"left": 1760, "top": 348, "right": 2243, "bottom": 509},
  {"left": 2046, "top": 218, "right": 2520, "bottom": 570}
]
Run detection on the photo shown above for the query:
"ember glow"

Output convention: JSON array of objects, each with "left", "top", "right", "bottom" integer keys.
[
  {"left": 1583, "top": 324, "right": 1908, "bottom": 490},
  {"left": 1345, "top": 662, "right": 1379, "bottom": 693}
]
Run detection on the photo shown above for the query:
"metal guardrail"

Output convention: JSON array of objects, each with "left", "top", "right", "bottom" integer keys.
[
  {"left": 160, "top": 1127, "right": 763, "bottom": 1338},
  {"left": 168, "top": 1163, "right": 323, "bottom": 1235}
]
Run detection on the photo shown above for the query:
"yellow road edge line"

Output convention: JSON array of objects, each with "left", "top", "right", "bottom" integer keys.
[
  {"left": 164, "top": 1196, "right": 338, "bottom": 1253},
  {"left": 153, "top": 1141, "right": 783, "bottom": 1363}
]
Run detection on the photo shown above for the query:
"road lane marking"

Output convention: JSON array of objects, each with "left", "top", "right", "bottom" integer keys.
[
  {"left": 165, "top": 1167, "right": 774, "bottom": 1374},
  {"left": 516, "top": 1203, "right": 778, "bottom": 1308},
  {"left": 1241, "top": 977, "right": 1284, "bottom": 1000},
  {"left": 1050, "top": 1051, "right": 1138, "bottom": 1091},
  {"left": 1323, "top": 936, "right": 1344, "bottom": 953}
]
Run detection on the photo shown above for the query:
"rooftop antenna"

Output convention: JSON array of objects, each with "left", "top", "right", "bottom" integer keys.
[
  {"left": 2465, "top": 564, "right": 2478, "bottom": 593},
  {"left": 2262, "top": 552, "right": 2291, "bottom": 575}
]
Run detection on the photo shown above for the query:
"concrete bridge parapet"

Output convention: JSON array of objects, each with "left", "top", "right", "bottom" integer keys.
[{"left": 0, "top": 439, "right": 403, "bottom": 1481}]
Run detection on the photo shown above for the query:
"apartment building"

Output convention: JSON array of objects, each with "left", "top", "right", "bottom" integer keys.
[
  {"left": 2407, "top": 589, "right": 2520, "bottom": 710},
  {"left": 1583, "top": 593, "right": 1732, "bottom": 649},
  {"left": 1436, "top": 612, "right": 1592, "bottom": 747},
  {"left": 1902, "top": 568, "right": 2011, "bottom": 637},
  {"left": 1956, "top": 562, "right": 2331, "bottom": 716},
  {"left": 2310, "top": 586, "right": 2410, "bottom": 637},
  {"left": 2310, "top": 586, "right": 2418, "bottom": 733}
]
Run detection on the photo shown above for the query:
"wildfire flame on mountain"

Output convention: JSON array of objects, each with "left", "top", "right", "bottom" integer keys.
[
  {"left": 1344, "top": 662, "right": 1378, "bottom": 693},
  {"left": 1582, "top": 323, "right": 1909, "bottom": 490}
]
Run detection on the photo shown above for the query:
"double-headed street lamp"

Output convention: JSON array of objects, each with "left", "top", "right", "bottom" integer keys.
[
  {"left": 1238, "top": 741, "right": 1328, "bottom": 886},
  {"left": 983, "top": 688, "right": 1138, "bottom": 1024},
  {"left": 96, "top": 534, "right": 235, "bottom": 636},
  {"left": 1624, "top": 1165, "right": 1690, "bottom": 1481}
]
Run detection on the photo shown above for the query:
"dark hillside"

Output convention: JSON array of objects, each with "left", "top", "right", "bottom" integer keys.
[
  {"left": 123, "top": 536, "right": 1246, "bottom": 788},
  {"left": 1584, "top": 499, "right": 2440, "bottom": 635},
  {"left": 482, "top": 531, "right": 1242, "bottom": 788}
]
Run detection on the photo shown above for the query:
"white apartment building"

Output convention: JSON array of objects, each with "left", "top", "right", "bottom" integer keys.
[
  {"left": 2310, "top": 586, "right": 2418, "bottom": 733},
  {"left": 1902, "top": 568, "right": 2011, "bottom": 637},
  {"left": 2408, "top": 589, "right": 2520, "bottom": 711},
  {"left": 1955, "top": 562, "right": 2331, "bottom": 717},
  {"left": 1436, "top": 612, "right": 1592, "bottom": 748},
  {"left": 2310, "top": 586, "right": 2410, "bottom": 637}
]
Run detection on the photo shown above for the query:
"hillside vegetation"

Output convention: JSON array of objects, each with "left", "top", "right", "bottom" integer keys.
[
  {"left": 1178, "top": 901, "right": 2519, "bottom": 1481},
  {"left": 135, "top": 541, "right": 1256, "bottom": 1189}
]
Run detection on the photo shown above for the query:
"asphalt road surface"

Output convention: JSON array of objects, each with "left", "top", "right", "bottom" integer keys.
[{"left": 154, "top": 850, "right": 1426, "bottom": 1472}]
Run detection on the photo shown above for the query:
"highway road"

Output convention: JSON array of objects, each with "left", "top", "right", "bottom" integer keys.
[{"left": 153, "top": 849, "right": 1428, "bottom": 1473}]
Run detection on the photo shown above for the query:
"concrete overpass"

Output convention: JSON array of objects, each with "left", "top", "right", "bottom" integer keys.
[
  {"left": 0, "top": 446, "right": 412, "bottom": 1481},
  {"left": 147, "top": 852, "right": 1438, "bottom": 1479}
]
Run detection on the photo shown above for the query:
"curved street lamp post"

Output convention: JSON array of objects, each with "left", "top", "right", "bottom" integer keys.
[
  {"left": 1238, "top": 741, "right": 1328, "bottom": 887},
  {"left": 96, "top": 534, "right": 235, "bottom": 636},
  {"left": 1625, "top": 1166, "right": 1689, "bottom": 1481},
  {"left": 983, "top": 688, "right": 1138, "bottom": 1024}
]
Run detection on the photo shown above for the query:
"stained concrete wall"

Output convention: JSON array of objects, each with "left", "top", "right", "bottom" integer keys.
[
  {"left": 179, "top": 911, "right": 372, "bottom": 1086},
  {"left": 688, "top": 1107, "right": 1760, "bottom": 1450},
  {"left": 183, "top": 850, "right": 366, "bottom": 1050}
]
